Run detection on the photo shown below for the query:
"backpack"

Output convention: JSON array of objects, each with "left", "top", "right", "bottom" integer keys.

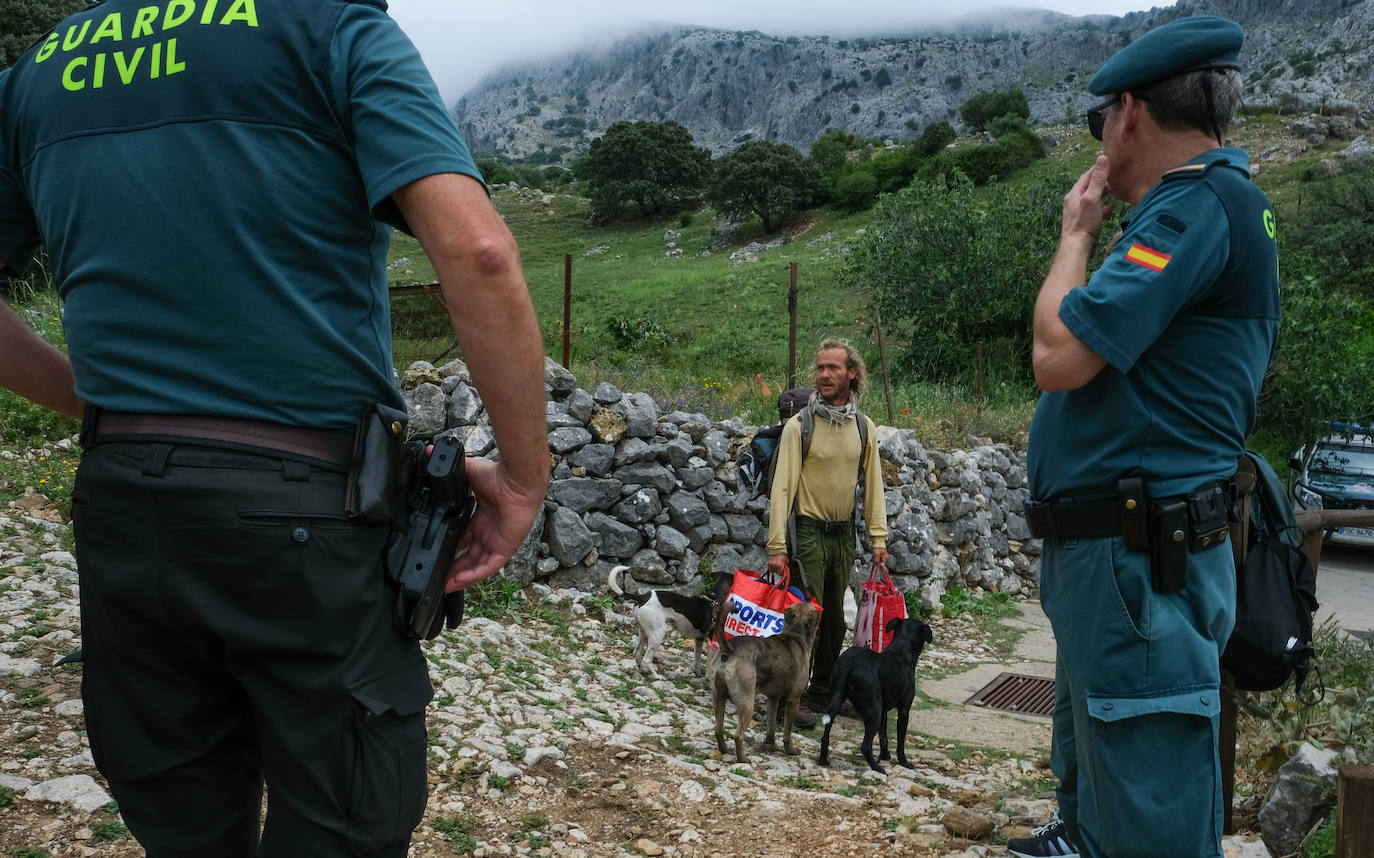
[
  {"left": 733, "top": 423, "right": 786, "bottom": 505},
  {"left": 732, "top": 389, "right": 870, "bottom": 506},
  {"left": 1220, "top": 450, "right": 1321, "bottom": 696}
]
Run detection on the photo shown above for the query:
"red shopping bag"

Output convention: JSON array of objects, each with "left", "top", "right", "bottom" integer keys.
[
  {"left": 716, "top": 567, "right": 820, "bottom": 644},
  {"left": 854, "top": 562, "right": 907, "bottom": 652}
]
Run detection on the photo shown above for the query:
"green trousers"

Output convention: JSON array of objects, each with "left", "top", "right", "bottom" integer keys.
[
  {"left": 73, "top": 441, "right": 433, "bottom": 857},
  {"left": 1041, "top": 535, "right": 1235, "bottom": 858},
  {"left": 791, "top": 522, "right": 854, "bottom": 703}
]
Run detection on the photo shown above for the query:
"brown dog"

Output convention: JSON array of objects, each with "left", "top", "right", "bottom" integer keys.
[{"left": 711, "top": 601, "right": 821, "bottom": 764}]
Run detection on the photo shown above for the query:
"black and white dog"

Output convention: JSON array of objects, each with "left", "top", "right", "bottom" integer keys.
[{"left": 608, "top": 565, "right": 730, "bottom": 676}]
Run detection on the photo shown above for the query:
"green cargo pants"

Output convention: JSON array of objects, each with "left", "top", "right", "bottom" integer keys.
[
  {"left": 72, "top": 441, "right": 433, "bottom": 857},
  {"left": 791, "top": 521, "right": 854, "bottom": 704},
  {"left": 1040, "top": 535, "right": 1235, "bottom": 858}
]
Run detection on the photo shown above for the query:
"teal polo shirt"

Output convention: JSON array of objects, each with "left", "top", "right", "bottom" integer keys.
[
  {"left": 0, "top": 0, "right": 482, "bottom": 427},
  {"left": 1028, "top": 148, "right": 1279, "bottom": 500}
]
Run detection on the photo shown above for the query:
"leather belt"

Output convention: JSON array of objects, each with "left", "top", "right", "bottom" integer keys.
[
  {"left": 1024, "top": 497, "right": 1123, "bottom": 541},
  {"left": 1026, "top": 478, "right": 1233, "bottom": 543},
  {"left": 795, "top": 515, "right": 852, "bottom": 534},
  {"left": 91, "top": 410, "right": 354, "bottom": 468}
]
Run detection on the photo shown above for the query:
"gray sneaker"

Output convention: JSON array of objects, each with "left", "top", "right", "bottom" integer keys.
[{"left": 1006, "top": 812, "right": 1080, "bottom": 858}]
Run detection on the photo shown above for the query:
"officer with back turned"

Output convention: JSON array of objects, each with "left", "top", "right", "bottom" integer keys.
[
  {"left": 1013, "top": 15, "right": 1280, "bottom": 858},
  {"left": 0, "top": 1, "right": 548, "bottom": 855}
]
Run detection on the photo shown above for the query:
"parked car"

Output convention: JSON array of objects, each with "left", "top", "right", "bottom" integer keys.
[{"left": 1288, "top": 423, "right": 1374, "bottom": 548}]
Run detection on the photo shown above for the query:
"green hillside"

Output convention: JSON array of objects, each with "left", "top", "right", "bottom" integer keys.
[{"left": 389, "top": 111, "right": 1371, "bottom": 449}]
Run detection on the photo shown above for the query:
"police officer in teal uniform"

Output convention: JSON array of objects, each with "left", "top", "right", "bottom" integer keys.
[
  {"left": 1015, "top": 16, "right": 1280, "bottom": 858},
  {"left": 0, "top": 1, "right": 548, "bottom": 855}
]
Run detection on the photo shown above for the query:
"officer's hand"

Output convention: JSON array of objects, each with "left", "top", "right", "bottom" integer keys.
[
  {"left": 1061, "top": 155, "right": 1115, "bottom": 244},
  {"left": 767, "top": 553, "right": 789, "bottom": 578},
  {"left": 872, "top": 546, "right": 889, "bottom": 568},
  {"left": 444, "top": 457, "right": 544, "bottom": 592}
]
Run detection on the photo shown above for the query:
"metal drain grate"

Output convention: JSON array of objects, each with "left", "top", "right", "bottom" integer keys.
[{"left": 965, "top": 673, "right": 1055, "bottom": 717}]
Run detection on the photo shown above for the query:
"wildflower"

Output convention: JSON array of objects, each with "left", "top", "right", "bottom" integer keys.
[{"left": 901, "top": 408, "right": 909, "bottom": 414}]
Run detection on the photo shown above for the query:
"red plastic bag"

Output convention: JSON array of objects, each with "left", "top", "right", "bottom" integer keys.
[
  {"left": 854, "top": 562, "right": 907, "bottom": 651},
  {"left": 717, "top": 567, "right": 820, "bottom": 643}
]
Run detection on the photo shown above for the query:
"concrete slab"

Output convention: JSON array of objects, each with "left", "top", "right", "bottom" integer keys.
[{"left": 909, "top": 601, "right": 1057, "bottom": 756}]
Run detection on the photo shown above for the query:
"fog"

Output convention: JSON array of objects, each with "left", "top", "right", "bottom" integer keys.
[{"left": 387, "top": 0, "right": 1168, "bottom": 104}]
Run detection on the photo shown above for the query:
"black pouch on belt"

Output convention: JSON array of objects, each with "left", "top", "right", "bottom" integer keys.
[
  {"left": 1117, "top": 476, "right": 1150, "bottom": 551},
  {"left": 1150, "top": 498, "right": 1189, "bottom": 593},
  {"left": 1186, "top": 482, "right": 1230, "bottom": 552},
  {"left": 345, "top": 403, "right": 410, "bottom": 524}
]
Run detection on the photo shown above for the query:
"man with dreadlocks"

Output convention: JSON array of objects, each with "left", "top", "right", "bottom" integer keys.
[{"left": 766, "top": 339, "right": 887, "bottom": 729}]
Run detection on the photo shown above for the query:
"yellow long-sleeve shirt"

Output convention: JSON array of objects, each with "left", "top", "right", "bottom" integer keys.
[{"left": 766, "top": 412, "right": 887, "bottom": 555}]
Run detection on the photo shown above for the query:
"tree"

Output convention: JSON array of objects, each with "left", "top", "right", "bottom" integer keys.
[
  {"left": 845, "top": 172, "right": 1062, "bottom": 385},
  {"left": 574, "top": 121, "right": 710, "bottom": 219},
  {"left": 958, "top": 88, "right": 1031, "bottom": 133},
  {"left": 709, "top": 141, "right": 818, "bottom": 234},
  {"left": 809, "top": 129, "right": 865, "bottom": 174},
  {"left": 915, "top": 121, "right": 956, "bottom": 157},
  {"left": 2, "top": 0, "right": 84, "bottom": 68},
  {"left": 1257, "top": 275, "right": 1374, "bottom": 453},
  {"left": 1284, "top": 158, "right": 1374, "bottom": 304}
]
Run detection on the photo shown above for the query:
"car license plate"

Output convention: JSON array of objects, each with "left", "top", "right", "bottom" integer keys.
[{"left": 1337, "top": 526, "right": 1374, "bottom": 539}]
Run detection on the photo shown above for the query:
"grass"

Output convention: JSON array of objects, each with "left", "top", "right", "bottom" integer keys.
[
  {"left": 433, "top": 813, "right": 479, "bottom": 854},
  {"left": 938, "top": 587, "right": 1026, "bottom": 661},
  {"left": 0, "top": 112, "right": 1357, "bottom": 511}
]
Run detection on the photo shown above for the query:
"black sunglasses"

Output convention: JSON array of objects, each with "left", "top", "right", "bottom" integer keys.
[
  {"left": 1086, "top": 97, "right": 1118, "bottom": 141},
  {"left": 1086, "top": 92, "right": 1149, "bottom": 140}
]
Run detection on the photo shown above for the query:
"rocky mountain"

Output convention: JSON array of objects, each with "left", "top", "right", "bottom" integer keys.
[{"left": 452, "top": 0, "right": 1374, "bottom": 161}]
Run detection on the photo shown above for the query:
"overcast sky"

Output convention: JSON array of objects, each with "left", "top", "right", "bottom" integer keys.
[{"left": 389, "top": 0, "right": 1172, "bottom": 105}]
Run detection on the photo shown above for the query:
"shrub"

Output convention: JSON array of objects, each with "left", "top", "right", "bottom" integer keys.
[
  {"left": 958, "top": 88, "right": 1030, "bottom": 132},
  {"left": 832, "top": 168, "right": 879, "bottom": 212}
]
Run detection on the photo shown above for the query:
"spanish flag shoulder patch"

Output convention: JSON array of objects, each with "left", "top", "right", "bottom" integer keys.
[{"left": 1124, "top": 242, "right": 1171, "bottom": 272}]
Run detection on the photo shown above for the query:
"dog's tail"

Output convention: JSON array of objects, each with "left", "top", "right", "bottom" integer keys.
[
  {"left": 607, "top": 564, "right": 629, "bottom": 595},
  {"left": 606, "top": 565, "right": 650, "bottom": 605},
  {"left": 820, "top": 652, "right": 855, "bottom": 727}
]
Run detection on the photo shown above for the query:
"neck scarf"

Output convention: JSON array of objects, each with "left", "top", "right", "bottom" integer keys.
[{"left": 808, "top": 389, "right": 856, "bottom": 427}]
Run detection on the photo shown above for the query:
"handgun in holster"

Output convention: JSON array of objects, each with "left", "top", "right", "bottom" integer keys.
[{"left": 385, "top": 429, "right": 476, "bottom": 640}]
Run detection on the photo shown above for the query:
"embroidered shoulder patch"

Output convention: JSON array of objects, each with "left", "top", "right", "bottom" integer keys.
[{"left": 1124, "top": 242, "right": 1171, "bottom": 272}]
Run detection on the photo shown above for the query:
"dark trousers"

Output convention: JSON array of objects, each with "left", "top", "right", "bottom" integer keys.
[
  {"left": 72, "top": 441, "right": 433, "bottom": 858},
  {"left": 791, "top": 522, "right": 854, "bottom": 703}
]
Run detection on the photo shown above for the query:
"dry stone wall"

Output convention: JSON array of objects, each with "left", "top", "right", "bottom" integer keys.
[{"left": 402, "top": 358, "right": 1041, "bottom": 614}]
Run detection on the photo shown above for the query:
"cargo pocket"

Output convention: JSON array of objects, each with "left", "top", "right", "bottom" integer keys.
[
  {"left": 1085, "top": 689, "right": 1222, "bottom": 858},
  {"left": 343, "top": 662, "right": 434, "bottom": 854}
]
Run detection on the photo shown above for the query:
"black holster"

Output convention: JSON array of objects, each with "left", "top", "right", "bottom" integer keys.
[{"left": 345, "top": 403, "right": 411, "bottom": 524}]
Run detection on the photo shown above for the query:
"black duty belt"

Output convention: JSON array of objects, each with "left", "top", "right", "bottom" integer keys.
[
  {"left": 1024, "top": 496, "right": 1124, "bottom": 542},
  {"left": 88, "top": 409, "right": 354, "bottom": 468},
  {"left": 795, "top": 515, "right": 852, "bottom": 534},
  {"left": 1026, "top": 476, "right": 1234, "bottom": 548}
]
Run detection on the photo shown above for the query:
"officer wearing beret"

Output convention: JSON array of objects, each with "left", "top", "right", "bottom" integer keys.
[
  {"left": 0, "top": 1, "right": 548, "bottom": 854},
  {"left": 1016, "top": 15, "right": 1279, "bottom": 858}
]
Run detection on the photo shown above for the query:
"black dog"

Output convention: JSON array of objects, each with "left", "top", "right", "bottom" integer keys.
[{"left": 817, "top": 617, "right": 933, "bottom": 774}]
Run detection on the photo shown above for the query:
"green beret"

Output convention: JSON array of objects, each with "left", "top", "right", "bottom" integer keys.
[{"left": 1089, "top": 15, "right": 1244, "bottom": 95}]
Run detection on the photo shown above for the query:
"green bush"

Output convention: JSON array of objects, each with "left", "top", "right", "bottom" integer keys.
[
  {"left": 915, "top": 121, "right": 957, "bottom": 156},
  {"left": 987, "top": 112, "right": 1030, "bottom": 139},
  {"left": 928, "top": 127, "right": 1045, "bottom": 186},
  {"left": 832, "top": 168, "right": 879, "bottom": 212},
  {"left": 958, "top": 88, "right": 1030, "bottom": 132},
  {"left": 846, "top": 172, "right": 1061, "bottom": 385}
]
